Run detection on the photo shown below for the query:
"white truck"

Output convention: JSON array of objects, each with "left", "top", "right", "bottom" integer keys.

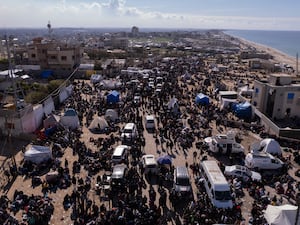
[{"left": 245, "top": 151, "right": 284, "bottom": 170}]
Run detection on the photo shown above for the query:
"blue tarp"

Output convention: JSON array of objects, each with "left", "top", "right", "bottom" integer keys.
[
  {"left": 64, "top": 108, "right": 77, "bottom": 117},
  {"left": 107, "top": 90, "right": 120, "bottom": 104},
  {"left": 41, "top": 70, "right": 53, "bottom": 79},
  {"left": 232, "top": 102, "right": 252, "bottom": 119},
  {"left": 195, "top": 93, "right": 210, "bottom": 105}
]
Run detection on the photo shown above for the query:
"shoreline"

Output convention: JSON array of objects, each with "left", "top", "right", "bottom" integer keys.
[{"left": 227, "top": 33, "right": 297, "bottom": 70}]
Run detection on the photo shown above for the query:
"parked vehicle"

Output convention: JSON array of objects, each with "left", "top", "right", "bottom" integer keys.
[
  {"left": 204, "top": 131, "right": 244, "bottom": 155},
  {"left": 111, "top": 164, "right": 128, "bottom": 190},
  {"left": 111, "top": 145, "right": 129, "bottom": 165},
  {"left": 121, "top": 123, "right": 138, "bottom": 142},
  {"left": 145, "top": 115, "right": 155, "bottom": 130},
  {"left": 173, "top": 166, "right": 192, "bottom": 199},
  {"left": 245, "top": 152, "right": 284, "bottom": 170},
  {"left": 200, "top": 160, "right": 233, "bottom": 209},
  {"left": 142, "top": 154, "right": 159, "bottom": 174},
  {"left": 224, "top": 165, "right": 262, "bottom": 182}
]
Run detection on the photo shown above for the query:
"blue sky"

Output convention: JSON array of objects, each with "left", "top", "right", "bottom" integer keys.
[{"left": 1, "top": 0, "right": 300, "bottom": 30}]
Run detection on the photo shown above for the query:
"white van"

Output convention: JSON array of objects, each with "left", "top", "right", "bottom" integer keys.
[
  {"left": 245, "top": 152, "right": 284, "bottom": 170},
  {"left": 173, "top": 166, "right": 192, "bottom": 198},
  {"left": 121, "top": 123, "right": 138, "bottom": 142},
  {"left": 200, "top": 160, "right": 233, "bottom": 209},
  {"left": 142, "top": 154, "right": 159, "bottom": 174},
  {"left": 111, "top": 145, "right": 129, "bottom": 164},
  {"left": 145, "top": 115, "right": 155, "bottom": 130}
]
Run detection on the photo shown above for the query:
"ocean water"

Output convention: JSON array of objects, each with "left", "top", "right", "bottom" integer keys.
[{"left": 225, "top": 30, "right": 300, "bottom": 58}]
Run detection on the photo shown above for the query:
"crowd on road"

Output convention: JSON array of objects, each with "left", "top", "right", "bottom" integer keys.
[{"left": 1, "top": 56, "right": 300, "bottom": 225}]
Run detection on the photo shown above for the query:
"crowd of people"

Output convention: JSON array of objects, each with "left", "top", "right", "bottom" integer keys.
[{"left": 0, "top": 55, "right": 300, "bottom": 225}]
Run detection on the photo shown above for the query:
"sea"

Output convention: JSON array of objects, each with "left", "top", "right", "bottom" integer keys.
[{"left": 225, "top": 30, "right": 300, "bottom": 58}]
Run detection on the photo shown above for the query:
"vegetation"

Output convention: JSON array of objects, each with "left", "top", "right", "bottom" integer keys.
[{"left": 21, "top": 79, "right": 64, "bottom": 104}]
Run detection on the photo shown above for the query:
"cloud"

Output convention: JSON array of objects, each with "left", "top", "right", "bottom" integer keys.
[{"left": 0, "top": 0, "right": 300, "bottom": 30}]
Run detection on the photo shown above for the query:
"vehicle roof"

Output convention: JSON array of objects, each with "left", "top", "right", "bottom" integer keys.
[
  {"left": 146, "top": 115, "right": 155, "bottom": 120},
  {"left": 175, "top": 166, "right": 189, "bottom": 177},
  {"left": 114, "top": 145, "right": 128, "bottom": 156},
  {"left": 225, "top": 165, "right": 247, "bottom": 172},
  {"left": 142, "top": 154, "right": 157, "bottom": 165},
  {"left": 202, "top": 160, "right": 229, "bottom": 185},
  {"left": 124, "top": 123, "right": 135, "bottom": 129},
  {"left": 112, "top": 164, "right": 127, "bottom": 178}
]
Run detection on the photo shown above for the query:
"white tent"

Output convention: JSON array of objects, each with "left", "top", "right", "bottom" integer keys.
[
  {"left": 60, "top": 108, "right": 80, "bottom": 130},
  {"left": 252, "top": 138, "right": 282, "bottom": 156},
  {"left": 24, "top": 145, "right": 52, "bottom": 164},
  {"left": 105, "top": 109, "right": 118, "bottom": 122},
  {"left": 89, "top": 117, "right": 109, "bottom": 130},
  {"left": 264, "top": 204, "right": 299, "bottom": 225},
  {"left": 43, "top": 114, "right": 60, "bottom": 129},
  {"left": 220, "top": 98, "right": 237, "bottom": 110},
  {"left": 90, "top": 74, "right": 103, "bottom": 84}
]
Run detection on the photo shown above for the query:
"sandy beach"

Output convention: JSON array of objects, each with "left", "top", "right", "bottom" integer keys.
[{"left": 237, "top": 36, "right": 297, "bottom": 70}]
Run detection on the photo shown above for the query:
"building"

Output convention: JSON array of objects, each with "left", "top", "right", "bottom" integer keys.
[
  {"left": 104, "top": 37, "right": 129, "bottom": 50},
  {"left": 253, "top": 74, "right": 300, "bottom": 120},
  {"left": 27, "top": 38, "right": 83, "bottom": 71},
  {"left": 131, "top": 26, "right": 139, "bottom": 37}
]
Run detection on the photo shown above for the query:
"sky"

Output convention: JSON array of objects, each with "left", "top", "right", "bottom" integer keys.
[{"left": 1, "top": 0, "right": 300, "bottom": 30}]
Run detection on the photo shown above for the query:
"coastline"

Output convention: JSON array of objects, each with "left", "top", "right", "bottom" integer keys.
[{"left": 231, "top": 35, "right": 297, "bottom": 70}]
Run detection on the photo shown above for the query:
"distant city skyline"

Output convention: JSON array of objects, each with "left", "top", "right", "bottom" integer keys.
[{"left": 1, "top": 0, "right": 300, "bottom": 31}]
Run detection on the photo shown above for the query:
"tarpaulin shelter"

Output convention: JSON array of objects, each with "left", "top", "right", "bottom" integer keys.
[
  {"left": 43, "top": 114, "right": 60, "bottom": 129},
  {"left": 90, "top": 74, "right": 103, "bottom": 84},
  {"left": 24, "top": 145, "right": 52, "bottom": 164},
  {"left": 89, "top": 117, "right": 109, "bottom": 131},
  {"left": 105, "top": 109, "right": 119, "bottom": 122},
  {"left": 60, "top": 108, "right": 80, "bottom": 130},
  {"left": 106, "top": 90, "right": 120, "bottom": 104},
  {"left": 264, "top": 204, "right": 299, "bottom": 225},
  {"left": 157, "top": 155, "right": 172, "bottom": 165},
  {"left": 252, "top": 138, "right": 282, "bottom": 156},
  {"left": 195, "top": 93, "right": 210, "bottom": 105},
  {"left": 41, "top": 70, "right": 53, "bottom": 79},
  {"left": 232, "top": 102, "right": 252, "bottom": 119}
]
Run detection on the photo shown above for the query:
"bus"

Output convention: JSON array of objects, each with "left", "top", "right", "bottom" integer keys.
[{"left": 200, "top": 160, "right": 233, "bottom": 208}]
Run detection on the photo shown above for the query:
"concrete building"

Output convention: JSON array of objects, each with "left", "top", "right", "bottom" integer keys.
[
  {"left": 253, "top": 74, "right": 300, "bottom": 120},
  {"left": 131, "top": 26, "right": 139, "bottom": 37},
  {"left": 27, "top": 38, "right": 83, "bottom": 71}
]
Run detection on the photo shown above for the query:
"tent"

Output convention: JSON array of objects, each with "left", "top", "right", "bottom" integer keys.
[
  {"left": 90, "top": 74, "right": 103, "bottom": 84},
  {"left": 259, "top": 138, "right": 282, "bottom": 156},
  {"left": 60, "top": 108, "right": 80, "bottom": 130},
  {"left": 41, "top": 70, "right": 53, "bottom": 79},
  {"left": 264, "top": 204, "right": 299, "bottom": 225},
  {"left": 232, "top": 101, "right": 252, "bottom": 119},
  {"left": 195, "top": 93, "right": 210, "bottom": 105},
  {"left": 105, "top": 109, "right": 119, "bottom": 122},
  {"left": 43, "top": 114, "right": 60, "bottom": 129},
  {"left": 100, "top": 79, "right": 122, "bottom": 90},
  {"left": 89, "top": 117, "right": 109, "bottom": 131},
  {"left": 157, "top": 155, "right": 172, "bottom": 165},
  {"left": 106, "top": 90, "right": 120, "bottom": 104},
  {"left": 24, "top": 145, "right": 52, "bottom": 164},
  {"left": 220, "top": 98, "right": 237, "bottom": 110}
]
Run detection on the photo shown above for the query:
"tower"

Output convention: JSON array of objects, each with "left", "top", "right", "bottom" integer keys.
[
  {"left": 47, "top": 21, "right": 53, "bottom": 37},
  {"left": 296, "top": 53, "right": 299, "bottom": 77}
]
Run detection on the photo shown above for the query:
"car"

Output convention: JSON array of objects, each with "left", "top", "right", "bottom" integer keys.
[
  {"left": 156, "top": 83, "right": 163, "bottom": 89},
  {"left": 145, "top": 115, "right": 155, "bottom": 130},
  {"left": 111, "top": 164, "right": 128, "bottom": 190},
  {"left": 121, "top": 123, "right": 138, "bottom": 143},
  {"left": 111, "top": 145, "right": 129, "bottom": 165},
  {"left": 224, "top": 165, "right": 262, "bottom": 182},
  {"left": 142, "top": 154, "right": 159, "bottom": 174},
  {"left": 148, "top": 81, "right": 155, "bottom": 89},
  {"left": 133, "top": 95, "right": 141, "bottom": 106}
]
